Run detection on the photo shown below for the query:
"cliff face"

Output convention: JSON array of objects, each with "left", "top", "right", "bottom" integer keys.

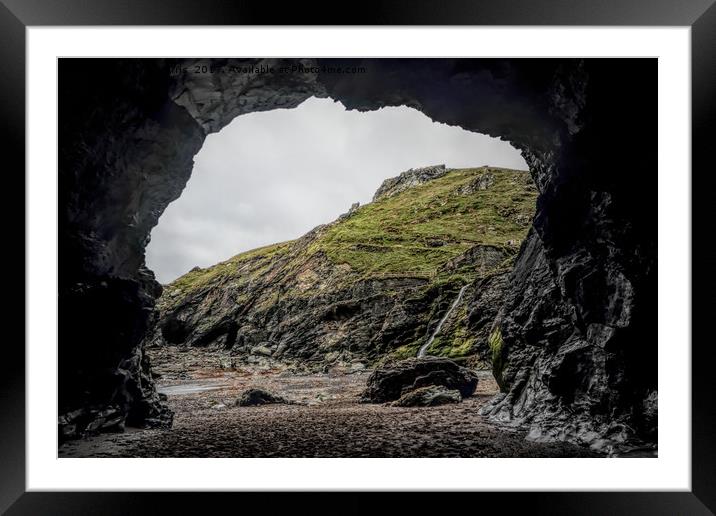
[
  {"left": 145, "top": 167, "right": 536, "bottom": 370},
  {"left": 59, "top": 58, "right": 656, "bottom": 451}
]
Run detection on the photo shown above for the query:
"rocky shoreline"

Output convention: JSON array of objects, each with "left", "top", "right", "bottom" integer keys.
[{"left": 59, "top": 349, "right": 599, "bottom": 458}]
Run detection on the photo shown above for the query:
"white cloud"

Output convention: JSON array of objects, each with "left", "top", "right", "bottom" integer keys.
[{"left": 146, "top": 97, "right": 528, "bottom": 283}]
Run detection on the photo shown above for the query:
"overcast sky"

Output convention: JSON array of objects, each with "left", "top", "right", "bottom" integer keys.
[{"left": 146, "top": 97, "right": 528, "bottom": 283}]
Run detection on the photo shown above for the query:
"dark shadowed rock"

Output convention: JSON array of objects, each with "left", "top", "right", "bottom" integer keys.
[
  {"left": 235, "top": 388, "right": 291, "bottom": 407},
  {"left": 361, "top": 357, "right": 478, "bottom": 403},
  {"left": 391, "top": 385, "right": 462, "bottom": 407}
]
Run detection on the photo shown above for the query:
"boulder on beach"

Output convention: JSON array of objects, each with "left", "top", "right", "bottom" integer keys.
[
  {"left": 360, "top": 357, "right": 478, "bottom": 403},
  {"left": 235, "top": 388, "right": 291, "bottom": 407},
  {"left": 391, "top": 385, "right": 462, "bottom": 407}
]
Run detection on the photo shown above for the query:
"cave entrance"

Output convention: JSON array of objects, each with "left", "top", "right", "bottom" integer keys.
[
  {"left": 58, "top": 58, "right": 658, "bottom": 456},
  {"left": 142, "top": 94, "right": 537, "bottom": 416},
  {"left": 146, "top": 96, "right": 529, "bottom": 284}
]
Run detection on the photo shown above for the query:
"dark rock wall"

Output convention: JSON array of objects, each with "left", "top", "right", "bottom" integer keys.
[
  {"left": 482, "top": 61, "right": 657, "bottom": 450},
  {"left": 59, "top": 59, "right": 206, "bottom": 436},
  {"left": 58, "top": 58, "right": 656, "bottom": 449},
  {"left": 59, "top": 58, "right": 325, "bottom": 437}
]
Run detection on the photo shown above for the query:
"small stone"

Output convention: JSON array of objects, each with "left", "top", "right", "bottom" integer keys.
[
  {"left": 324, "top": 351, "right": 341, "bottom": 363},
  {"left": 235, "top": 388, "right": 290, "bottom": 407},
  {"left": 252, "top": 345, "right": 273, "bottom": 357},
  {"left": 392, "top": 386, "right": 462, "bottom": 407}
]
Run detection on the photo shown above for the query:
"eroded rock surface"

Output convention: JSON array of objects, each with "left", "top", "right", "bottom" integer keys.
[
  {"left": 372, "top": 164, "right": 449, "bottom": 201},
  {"left": 361, "top": 358, "right": 479, "bottom": 403}
]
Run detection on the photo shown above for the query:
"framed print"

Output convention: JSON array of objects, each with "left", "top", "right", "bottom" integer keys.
[{"left": 4, "top": 0, "right": 715, "bottom": 513}]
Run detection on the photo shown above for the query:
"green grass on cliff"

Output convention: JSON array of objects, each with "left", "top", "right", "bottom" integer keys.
[
  {"left": 163, "top": 241, "right": 292, "bottom": 296},
  {"left": 311, "top": 167, "right": 536, "bottom": 282}
]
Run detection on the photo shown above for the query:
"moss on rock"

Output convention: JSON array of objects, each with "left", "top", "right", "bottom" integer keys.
[{"left": 488, "top": 327, "right": 506, "bottom": 390}]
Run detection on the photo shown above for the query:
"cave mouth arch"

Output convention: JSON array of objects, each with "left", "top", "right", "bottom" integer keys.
[
  {"left": 141, "top": 92, "right": 537, "bottom": 394},
  {"left": 58, "top": 58, "right": 657, "bottom": 452},
  {"left": 146, "top": 95, "right": 529, "bottom": 284}
]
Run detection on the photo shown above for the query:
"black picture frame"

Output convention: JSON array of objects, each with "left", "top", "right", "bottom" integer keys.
[{"left": 3, "top": 1, "right": 714, "bottom": 514}]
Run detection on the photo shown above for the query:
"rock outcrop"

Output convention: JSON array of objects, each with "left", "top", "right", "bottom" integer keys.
[
  {"left": 58, "top": 58, "right": 657, "bottom": 451},
  {"left": 361, "top": 357, "right": 479, "bottom": 403},
  {"left": 372, "top": 164, "right": 449, "bottom": 201}
]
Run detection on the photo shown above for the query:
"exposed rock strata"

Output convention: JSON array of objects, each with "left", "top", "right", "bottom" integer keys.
[{"left": 59, "top": 58, "right": 656, "bottom": 450}]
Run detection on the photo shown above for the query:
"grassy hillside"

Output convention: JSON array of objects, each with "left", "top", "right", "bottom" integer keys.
[
  {"left": 166, "top": 167, "right": 535, "bottom": 293},
  {"left": 313, "top": 167, "right": 535, "bottom": 282},
  {"left": 155, "top": 167, "right": 537, "bottom": 364}
]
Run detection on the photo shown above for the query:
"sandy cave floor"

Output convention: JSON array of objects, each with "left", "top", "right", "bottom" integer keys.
[{"left": 59, "top": 348, "right": 600, "bottom": 458}]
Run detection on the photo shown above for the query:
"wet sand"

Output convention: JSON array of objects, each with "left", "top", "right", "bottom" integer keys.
[{"left": 59, "top": 348, "right": 599, "bottom": 458}]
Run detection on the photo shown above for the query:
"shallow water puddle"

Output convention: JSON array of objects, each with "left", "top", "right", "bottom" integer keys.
[{"left": 157, "top": 379, "right": 227, "bottom": 396}]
